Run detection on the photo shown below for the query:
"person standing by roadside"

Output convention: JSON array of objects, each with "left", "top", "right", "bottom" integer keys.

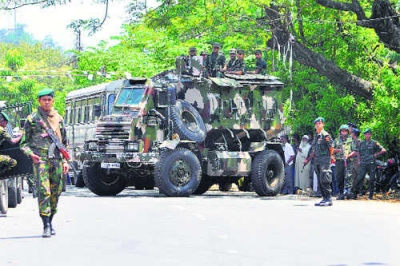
[
  {"left": 21, "top": 89, "right": 69, "bottom": 238},
  {"left": 345, "top": 128, "right": 360, "bottom": 199},
  {"left": 294, "top": 135, "right": 311, "bottom": 191},
  {"left": 351, "top": 129, "right": 386, "bottom": 200},
  {"left": 304, "top": 117, "right": 334, "bottom": 206},
  {"left": 280, "top": 135, "right": 295, "bottom": 194},
  {"left": 332, "top": 125, "right": 352, "bottom": 200}
]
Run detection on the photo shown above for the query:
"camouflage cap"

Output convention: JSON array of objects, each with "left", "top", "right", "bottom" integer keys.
[
  {"left": 237, "top": 49, "right": 245, "bottom": 54},
  {"left": 363, "top": 128, "right": 372, "bottom": 134},
  {"left": 37, "top": 88, "right": 54, "bottom": 98},
  {"left": 189, "top": 47, "right": 196, "bottom": 52},
  {"left": 313, "top": 117, "right": 325, "bottom": 124},
  {"left": 339, "top": 124, "right": 349, "bottom": 131},
  {"left": 212, "top": 42, "right": 221, "bottom": 48},
  {"left": 229, "top": 49, "right": 237, "bottom": 54},
  {"left": 0, "top": 111, "right": 10, "bottom": 122}
]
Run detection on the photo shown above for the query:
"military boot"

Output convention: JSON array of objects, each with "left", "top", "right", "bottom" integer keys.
[
  {"left": 336, "top": 194, "right": 345, "bottom": 200},
  {"left": 319, "top": 197, "right": 333, "bottom": 206},
  {"left": 41, "top": 216, "right": 51, "bottom": 238},
  {"left": 49, "top": 213, "right": 56, "bottom": 236},
  {"left": 314, "top": 198, "right": 326, "bottom": 206}
]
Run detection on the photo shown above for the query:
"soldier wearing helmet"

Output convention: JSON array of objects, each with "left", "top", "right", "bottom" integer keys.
[{"left": 332, "top": 124, "right": 352, "bottom": 200}]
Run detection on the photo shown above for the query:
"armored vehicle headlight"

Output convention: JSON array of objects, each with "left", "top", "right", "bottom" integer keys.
[
  {"left": 125, "top": 141, "right": 139, "bottom": 152},
  {"left": 87, "top": 141, "right": 98, "bottom": 151}
]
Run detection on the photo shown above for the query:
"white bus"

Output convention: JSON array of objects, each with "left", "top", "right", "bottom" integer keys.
[{"left": 65, "top": 80, "right": 125, "bottom": 186}]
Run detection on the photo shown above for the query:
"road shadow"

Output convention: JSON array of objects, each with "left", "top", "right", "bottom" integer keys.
[{"left": 0, "top": 235, "right": 42, "bottom": 240}]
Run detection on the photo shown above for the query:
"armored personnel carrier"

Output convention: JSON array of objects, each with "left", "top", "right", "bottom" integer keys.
[{"left": 81, "top": 56, "right": 286, "bottom": 197}]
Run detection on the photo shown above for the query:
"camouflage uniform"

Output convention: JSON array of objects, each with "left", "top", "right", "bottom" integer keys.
[
  {"left": 0, "top": 126, "right": 17, "bottom": 175},
  {"left": 352, "top": 137, "right": 384, "bottom": 198},
  {"left": 206, "top": 52, "right": 226, "bottom": 77},
  {"left": 21, "top": 108, "right": 68, "bottom": 217},
  {"left": 230, "top": 59, "right": 247, "bottom": 74},
  {"left": 225, "top": 58, "right": 237, "bottom": 71},
  {"left": 333, "top": 135, "right": 352, "bottom": 196},
  {"left": 310, "top": 128, "right": 334, "bottom": 202},
  {"left": 348, "top": 136, "right": 361, "bottom": 193}
]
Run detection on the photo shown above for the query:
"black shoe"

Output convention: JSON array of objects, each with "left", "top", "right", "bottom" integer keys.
[
  {"left": 336, "top": 194, "right": 345, "bottom": 200},
  {"left": 315, "top": 199, "right": 326, "bottom": 206},
  {"left": 49, "top": 213, "right": 56, "bottom": 236},
  {"left": 41, "top": 216, "right": 51, "bottom": 238},
  {"left": 320, "top": 199, "right": 333, "bottom": 206}
]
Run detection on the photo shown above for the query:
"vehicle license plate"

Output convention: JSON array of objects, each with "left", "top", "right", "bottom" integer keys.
[{"left": 101, "top": 162, "right": 120, "bottom": 169}]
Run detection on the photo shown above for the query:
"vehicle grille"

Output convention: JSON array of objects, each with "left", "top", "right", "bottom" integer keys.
[{"left": 95, "top": 116, "right": 131, "bottom": 140}]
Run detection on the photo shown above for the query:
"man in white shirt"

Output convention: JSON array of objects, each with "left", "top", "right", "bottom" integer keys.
[{"left": 280, "top": 135, "right": 295, "bottom": 194}]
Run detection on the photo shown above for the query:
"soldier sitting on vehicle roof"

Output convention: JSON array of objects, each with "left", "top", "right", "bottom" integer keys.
[
  {"left": 226, "top": 49, "right": 246, "bottom": 75},
  {"left": 0, "top": 112, "right": 22, "bottom": 176}
]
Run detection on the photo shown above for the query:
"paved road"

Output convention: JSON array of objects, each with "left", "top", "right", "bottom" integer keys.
[{"left": 1, "top": 185, "right": 399, "bottom": 266}]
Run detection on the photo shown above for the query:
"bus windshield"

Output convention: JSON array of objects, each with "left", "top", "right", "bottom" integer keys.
[{"left": 115, "top": 88, "right": 145, "bottom": 106}]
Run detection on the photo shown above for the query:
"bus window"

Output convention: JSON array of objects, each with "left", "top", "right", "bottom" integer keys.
[{"left": 108, "top": 94, "right": 116, "bottom": 115}]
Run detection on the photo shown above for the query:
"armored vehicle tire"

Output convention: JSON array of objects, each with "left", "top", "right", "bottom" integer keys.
[
  {"left": 155, "top": 148, "right": 201, "bottom": 197},
  {"left": 0, "top": 180, "right": 8, "bottom": 214},
  {"left": 83, "top": 163, "right": 126, "bottom": 196},
  {"left": 8, "top": 178, "right": 17, "bottom": 208},
  {"left": 193, "top": 175, "right": 213, "bottom": 195},
  {"left": 251, "top": 150, "right": 284, "bottom": 196},
  {"left": 170, "top": 100, "right": 206, "bottom": 143},
  {"left": 17, "top": 177, "right": 22, "bottom": 204},
  {"left": 75, "top": 171, "right": 85, "bottom": 188}
]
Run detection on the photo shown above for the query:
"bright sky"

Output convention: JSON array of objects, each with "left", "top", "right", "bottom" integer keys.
[{"left": 0, "top": 1, "right": 154, "bottom": 50}]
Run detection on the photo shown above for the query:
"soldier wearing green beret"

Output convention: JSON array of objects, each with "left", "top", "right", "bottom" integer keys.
[
  {"left": 304, "top": 117, "right": 334, "bottom": 206},
  {"left": 351, "top": 128, "right": 386, "bottom": 200},
  {"left": 21, "top": 88, "right": 69, "bottom": 237},
  {"left": 0, "top": 112, "right": 22, "bottom": 176}
]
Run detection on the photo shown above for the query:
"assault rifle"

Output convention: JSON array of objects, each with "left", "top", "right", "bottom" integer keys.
[{"left": 37, "top": 119, "right": 70, "bottom": 160}]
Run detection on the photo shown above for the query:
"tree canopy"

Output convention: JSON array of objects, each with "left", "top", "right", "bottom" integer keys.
[{"left": 0, "top": 0, "right": 399, "bottom": 149}]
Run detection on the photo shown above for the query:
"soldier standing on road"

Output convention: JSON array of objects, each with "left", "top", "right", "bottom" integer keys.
[
  {"left": 332, "top": 125, "right": 352, "bottom": 200},
  {"left": 0, "top": 112, "right": 22, "bottom": 175},
  {"left": 21, "top": 89, "right": 69, "bottom": 238},
  {"left": 304, "top": 117, "right": 334, "bottom": 206},
  {"left": 205, "top": 42, "right": 226, "bottom": 77},
  {"left": 351, "top": 129, "right": 386, "bottom": 200},
  {"left": 345, "top": 127, "right": 360, "bottom": 199}
]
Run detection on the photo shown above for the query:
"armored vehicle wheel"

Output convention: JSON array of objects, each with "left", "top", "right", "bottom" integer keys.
[
  {"left": 170, "top": 100, "right": 206, "bottom": 143},
  {"left": 193, "top": 175, "right": 213, "bottom": 195},
  {"left": 218, "top": 181, "right": 232, "bottom": 192},
  {"left": 8, "top": 177, "right": 17, "bottom": 208},
  {"left": 75, "top": 171, "right": 85, "bottom": 188},
  {"left": 0, "top": 180, "right": 8, "bottom": 214},
  {"left": 251, "top": 150, "right": 284, "bottom": 196},
  {"left": 83, "top": 163, "right": 126, "bottom": 196},
  {"left": 155, "top": 148, "right": 201, "bottom": 196}
]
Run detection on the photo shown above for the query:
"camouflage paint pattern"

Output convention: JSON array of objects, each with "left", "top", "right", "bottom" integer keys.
[
  {"left": 0, "top": 126, "right": 17, "bottom": 175},
  {"left": 35, "top": 158, "right": 63, "bottom": 216}
]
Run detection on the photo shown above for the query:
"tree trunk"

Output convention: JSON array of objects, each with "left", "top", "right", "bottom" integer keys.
[{"left": 265, "top": 5, "right": 373, "bottom": 100}]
